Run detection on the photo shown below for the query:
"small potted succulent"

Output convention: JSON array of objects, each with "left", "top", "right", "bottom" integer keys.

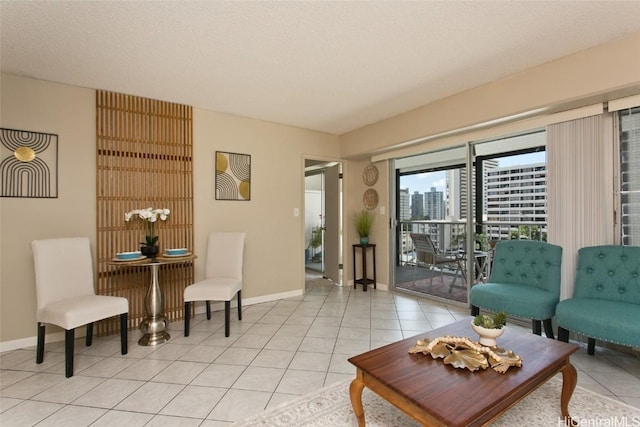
[{"left": 471, "top": 311, "right": 507, "bottom": 347}]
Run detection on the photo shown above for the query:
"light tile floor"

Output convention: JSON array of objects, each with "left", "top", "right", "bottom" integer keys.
[{"left": 1, "top": 275, "right": 639, "bottom": 426}]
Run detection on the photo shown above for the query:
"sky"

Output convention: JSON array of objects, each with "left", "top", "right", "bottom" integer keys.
[{"left": 400, "top": 151, "right": 545, "bottom": 194}]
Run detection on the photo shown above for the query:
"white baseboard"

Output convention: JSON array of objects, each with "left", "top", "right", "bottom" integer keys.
[
  {"left": 191, "top": 289, "right": 303, "bottom": 314},
  {"left": 0, "top": 289, "right": 305, "bottom": 353}
]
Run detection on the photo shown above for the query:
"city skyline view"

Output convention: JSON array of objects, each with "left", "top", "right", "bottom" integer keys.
[{"left": 399, "top": 151, "right": 546, "bottom": 194}]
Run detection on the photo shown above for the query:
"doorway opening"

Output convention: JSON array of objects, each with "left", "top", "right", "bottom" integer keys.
[{"left": 304, "top": 159, "right": 343, "bottom": 285}]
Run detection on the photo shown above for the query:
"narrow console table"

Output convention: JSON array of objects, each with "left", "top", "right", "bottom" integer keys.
[
  {"left": 352, "top": 243, "right": 376, "bottom": 292},
  {"left": 107, "top": 254, "right": 196, "bottom": 346}
]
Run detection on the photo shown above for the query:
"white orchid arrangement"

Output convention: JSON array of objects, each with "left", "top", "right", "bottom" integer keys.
[{"left": 124, "top": 207, "right": 170, "bottom": 246}]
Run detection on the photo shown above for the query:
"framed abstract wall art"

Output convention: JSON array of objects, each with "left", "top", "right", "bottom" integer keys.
[
  {"left": 1, "top": 128, "right": 58, "bottom": 198},
  {"left": 215, "top": 151, "right": 251, "bottom": 201}
]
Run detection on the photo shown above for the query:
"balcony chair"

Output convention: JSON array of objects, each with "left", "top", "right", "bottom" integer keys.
[
  {"left": 410, "top": 233, "right": 463, "bottom": 291},
  {"left": 470, "top": 240, "right": 562, "bottom": 338},
  {"left": 184, "top": 231, "right": 245, "bottom": 337},
  {"left": 31, "top": 237, "right": 129, "bottom": 378}
]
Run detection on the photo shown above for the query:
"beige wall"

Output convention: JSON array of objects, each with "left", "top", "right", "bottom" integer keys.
[
  {"left": 192, "top": 109, "right": 340, "bottom": 298},
  {"left": 344, "top": 159, "right": 389, "bottom": 288},
  {"left": 341, "top": 32, "right": 640, "bottom": 159},
  {"left": 0, "top": 74, "right": 340, "bottom": 346},
  {"left": 1, "top": 75, "right": 97, "bottom": 344}
]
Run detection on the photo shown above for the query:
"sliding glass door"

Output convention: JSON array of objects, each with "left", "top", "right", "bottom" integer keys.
[{"left": 392, "top": 131, "right": 547, "bottom": 305}]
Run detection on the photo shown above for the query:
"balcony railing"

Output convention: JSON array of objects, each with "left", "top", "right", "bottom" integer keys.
[{"left": 398, "top": 220, "right": 547, "bottom": 267}]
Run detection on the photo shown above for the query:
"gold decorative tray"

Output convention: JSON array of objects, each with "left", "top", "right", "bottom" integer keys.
[{"left": 408, "top": 335, "right": 522, "bottom": 373}]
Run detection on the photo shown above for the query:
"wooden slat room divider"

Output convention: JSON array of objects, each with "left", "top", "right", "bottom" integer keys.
[{"left": 96, "top": 91, "right": 194, "bottom": 335}]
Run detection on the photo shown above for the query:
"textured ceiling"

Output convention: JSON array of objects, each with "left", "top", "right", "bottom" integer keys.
[{"left": 2, "top": 1, "right": 640, "bottom": 135}]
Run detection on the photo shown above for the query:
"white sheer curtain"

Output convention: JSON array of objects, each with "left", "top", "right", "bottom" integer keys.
[{"left": 546, "top": 114, "right": 615, "bottom": 299}]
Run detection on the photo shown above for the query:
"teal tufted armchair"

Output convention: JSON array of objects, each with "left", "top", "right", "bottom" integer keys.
[
  {"left": 556, "top": 245, "right": 640, "bottom": 354},
  {"left": 470, "top": 240, "right": 563, "bottom": 338}
]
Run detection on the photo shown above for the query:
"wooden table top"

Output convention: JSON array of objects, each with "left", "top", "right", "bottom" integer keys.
[{"left": 348, "top": 318, "right": 579, "bottom": 426}]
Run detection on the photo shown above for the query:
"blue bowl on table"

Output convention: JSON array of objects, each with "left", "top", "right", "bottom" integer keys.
[
  {"left": 116, "top": 251, "right": 142, "bottom": 260},
  {"left": 166, "top": 248, "right": 188, "bottom": 256}
]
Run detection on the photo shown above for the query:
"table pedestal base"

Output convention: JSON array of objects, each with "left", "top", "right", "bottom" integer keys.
[
  {"left": 138, "top": 316, "right": 170, "bottom": 346},
  {"left": 107, "top": 255, "right": 197, "bottom": 347},
  {"left": 138, "top": 263, "right": 170, "bottom": 346}
]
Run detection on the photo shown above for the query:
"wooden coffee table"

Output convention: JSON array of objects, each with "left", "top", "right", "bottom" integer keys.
[{"left": 348, "top": 318, "right": 579, "bottom": 426}]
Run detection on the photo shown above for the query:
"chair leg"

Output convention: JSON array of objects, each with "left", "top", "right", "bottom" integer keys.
[
  {"left": 532, "top": 319, "right": 542, "bottom": 336},
  {"left": 65, "top": 328, "right": 75, "bottom": 378},
  {"left": 558, "top": 326, "right": 570, "bottom": 343},
  {"left": 224, "top": 300, "right": 231, "bottom": 337},
  {"left": 237, "top": 290, "right": 242, "bottom": 320},
  {"left": 588, "top": 338, "right": 596, "bottom": 355},
  {"left": 470, "top": 305, "right": 479, "bottom": 316},
  {"left": 36, "top": 322, "right": 45, "bottom": 364},
  {"left": 449, "top": 262, "right": 460, "bottom": 291},
  {"left": 446, "top": 263, "right": 459, "bottom": 292},
  {"left": 428, "top": 263, "right": 435, "bottom": 288},
  {"left": 86, "top": 322, "right": 93, "bottom": 347},
  {"left": 206, "top": 301, "right": 211, "bottom": 320},
  {"left": 542, "top": 319, "right": 554, "bottom": 339},
  {"left": 459, "top": 258, "right": 467, "bottom": 283},
  {"left": 184, "top": 302, "right": 191, "bottom": 337},
  {"left": 120, "top": 313, "right": 128, "bottom": 355}
]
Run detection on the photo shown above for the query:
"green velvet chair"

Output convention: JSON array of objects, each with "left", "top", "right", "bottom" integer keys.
[
  {"left": 470, "top": 240, "right": 563, "bottom": 338},
  {"left": 556, "top": 245, "right": 640, "bottom": 355}
]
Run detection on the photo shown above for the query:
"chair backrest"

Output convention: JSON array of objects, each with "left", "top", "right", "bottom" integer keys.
[
  {"left": 489, "top": 240, "right": 562, "bottom": 294},
  {"left": 573, "top": 245, "right": 640, "bottom": 305},
  {"left": 205, "top": 231, "right": 246, "bottom": 279},
  {"left": 410, "top": 233, "right": 437, "bottom": 255},
  {"left": 31, "top": 237, "right": 96, "bottom": 312}
]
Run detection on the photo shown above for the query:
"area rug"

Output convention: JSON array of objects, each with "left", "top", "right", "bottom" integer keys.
[{"left": 231, "top": 378, "right": 640, "bottom": 427}]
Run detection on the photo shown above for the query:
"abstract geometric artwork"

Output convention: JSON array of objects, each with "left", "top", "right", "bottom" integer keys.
[
  {"left": 1, "top": 128, "right": 58, "bottom": 198},
  {"left": 215, "top": 151, "right": 251, "bottom": 201}
]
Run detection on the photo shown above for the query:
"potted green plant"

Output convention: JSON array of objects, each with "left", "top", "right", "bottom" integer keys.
[
  {"left": 308, "top": 226, "right": 323, "bottom": 261},
  {"left": 471, "top": 311, "right": 507, "bottom": 347},
  {"left": 354, "top": 210, "right": 374, "bottom": 245}
]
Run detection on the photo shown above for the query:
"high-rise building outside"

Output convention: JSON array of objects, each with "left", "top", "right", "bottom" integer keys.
[
  {"left": 399, "top": 188, "right": 410, "bottom": 220},
  {"left": 485, "top": 162, "right": 547, "bottom": 238},
  {"left": 445, "top": 171, "right": 460, "bottom": 220},
  {"left": 446, "top": 160, "right": 498, "bottom": 221},
  {"left": 411, "top": 191, "right": 424, "bottom": 219},
  {"left": 424, "top": 187, "right": 444, "bottom": 220}
]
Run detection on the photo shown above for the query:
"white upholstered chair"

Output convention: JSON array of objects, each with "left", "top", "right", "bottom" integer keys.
[
  {"left": 184, "top": 231, "right": 245, "bottom": 337},
  {"left": 31, "top": 237, "right": 129, "bottom": 378}
]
